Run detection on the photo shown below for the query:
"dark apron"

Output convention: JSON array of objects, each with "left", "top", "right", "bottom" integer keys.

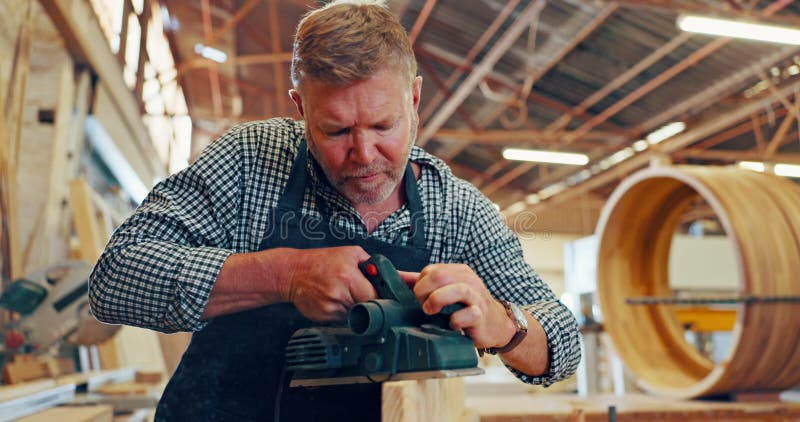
[{"left": 155, "top": 140, "right": 431, "bottom": 421}]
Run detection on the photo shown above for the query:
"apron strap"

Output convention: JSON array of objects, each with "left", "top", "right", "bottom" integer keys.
[
  {"left": 403, "top": 163, "right": 426, "bottom": 249},
  {"left": 277, "top": 139, "right": 311, "bottom": 209}
]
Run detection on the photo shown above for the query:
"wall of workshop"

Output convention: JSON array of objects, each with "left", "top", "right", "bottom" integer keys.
[{"left": 519, "top": 233, "right": 581, "bottom": 297}]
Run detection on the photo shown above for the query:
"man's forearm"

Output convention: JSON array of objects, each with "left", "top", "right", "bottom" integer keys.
[{"left": 201, "top": 248, "right": 294, "bottom": 319}]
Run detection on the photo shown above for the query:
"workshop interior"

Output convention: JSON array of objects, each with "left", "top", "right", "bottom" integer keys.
[{"left": 1, "top": 0, "right": 800, "bottom": 420}]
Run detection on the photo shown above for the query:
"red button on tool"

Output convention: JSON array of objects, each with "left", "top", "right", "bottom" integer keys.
[
  {"left": 5, "top": 330, "right": 24, "bottom": 349},
  {"left": 366, "top": 263, "right": 378, "bottom": 276}
]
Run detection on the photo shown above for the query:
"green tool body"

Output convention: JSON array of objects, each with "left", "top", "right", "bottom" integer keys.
[{"left": 285, "top": 255, "right": 481, "bottom": 387}]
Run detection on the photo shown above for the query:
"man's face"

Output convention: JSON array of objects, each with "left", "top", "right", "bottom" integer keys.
[{"left": 290, "top": 70, "right": 422, "bottom": 207}]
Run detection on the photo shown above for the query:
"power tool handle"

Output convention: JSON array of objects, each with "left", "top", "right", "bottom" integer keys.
[
  {"left": 358, "top": 255, "right": 419, "bottom": 307},
  {"left": 439, "top": 303, "right": 465, "bottom": 316}
]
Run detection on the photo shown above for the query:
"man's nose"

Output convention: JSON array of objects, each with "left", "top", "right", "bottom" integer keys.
[{"left": 350, "top": 130, "right": 377, "bottom": 164}]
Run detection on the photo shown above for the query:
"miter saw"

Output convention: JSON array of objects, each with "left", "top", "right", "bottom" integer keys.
[
  {"left": 284, "top": 254, "right": 483, "bottom": 387},
  {"left": 0, "top": 261, "right": 119, "bottom": 353}
]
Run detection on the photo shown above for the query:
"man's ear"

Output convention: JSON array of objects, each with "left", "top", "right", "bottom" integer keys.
[
  {"left": 289, "top": 89, "right": 304, "bottom": 118},
  {"left": 411, "top": 76, "right": 422, "bottom": 113}
]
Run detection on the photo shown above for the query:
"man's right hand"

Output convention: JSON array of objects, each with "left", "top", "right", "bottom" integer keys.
[
  {"left": 281, "top": 246, "right": 378, "bottom": 322},
  {"left": 203, "top": 246, "right": 377, "bottom": 322}
]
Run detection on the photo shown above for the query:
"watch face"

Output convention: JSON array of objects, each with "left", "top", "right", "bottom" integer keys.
[{"left": 509, "top": 303, "right": 529, "bottom": 331}]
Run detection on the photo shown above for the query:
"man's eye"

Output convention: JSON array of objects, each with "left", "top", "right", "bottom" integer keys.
[{"left": 328, "top": 128, "right": 349, "bottom": 137}]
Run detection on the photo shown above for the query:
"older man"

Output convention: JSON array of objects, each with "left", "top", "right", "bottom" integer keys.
[{"left": 89, "top": 1, "right": 580, "bottom": 420}]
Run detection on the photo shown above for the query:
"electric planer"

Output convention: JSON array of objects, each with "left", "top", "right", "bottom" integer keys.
[{"left": 284, "top": 254, "right": 483, "bottom": 387}]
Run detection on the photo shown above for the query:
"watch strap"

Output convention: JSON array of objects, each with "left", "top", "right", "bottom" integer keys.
[{"left": 481, "top": 300, "right": 528, "bottom": 355}]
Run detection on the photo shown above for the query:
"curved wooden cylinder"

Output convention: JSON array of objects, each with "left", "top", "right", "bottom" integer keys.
[{"left": 595, "top": 165, "right": 800, "bottom": 398}]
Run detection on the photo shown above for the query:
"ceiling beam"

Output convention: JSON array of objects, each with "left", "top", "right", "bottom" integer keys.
[
  {"left": 433, "top": 128, "right": 624, "bottom": 144},
  {"left": 546, "top": 32, "right": 690, "bottom": 134},
  {"left": 201, "top": 0, "right": 223, "bottom": 117},
  {"left": 206, "top": 0, "right": 261, "bottom": 47},
  {"left": 177, "top": 52, "right": 293, "bottom": 75},
  {"left": 516, "top": 77, "right": 800, "bottom": 215},
  {"left": 633, "top": 6, "right": 798, "bottom": 134},
  {"left": 417, "top": 58, "right": 478, "bottom": 130},
  {"left": 468, "top": 3, "right": 617, "bottom": 188},
  {"left": 417, "top": 0, "right": 546, "bottom": 146},
  {"left": 268, "top": 0, "right": 288, "bottom": 116},
  {"left": 608, "top": 0, "right": 800, "bottom": 27},
  {"left": 692, "top": 107, "right": 788, "bottom": 151},
  {"left": 408, "top": 0, "right": 436, "bottom": 45},
  {"left": 415, "top": 44, "right": 627, "bottom": 133},
  {"left": 484, "top": 0, "right": 794, "bottom": 196},
  {"left": 675, "top": 149, "right": 800, "bottom": 164},
  {"left": 765, "top": 95, "right": 799, "bottom": 157},
  {"left": 117, "top": 0, "right": 133, "bottom": 66},
  {"left": 419, "top": 0, "right": 519, "bottom": 124}
]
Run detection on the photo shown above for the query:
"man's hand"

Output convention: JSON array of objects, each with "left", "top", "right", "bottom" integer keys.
[
  {"left": 402, "top": 264, "right": 516, "bottom": 350},
  {"left": 282, "top": 246, "right": 378, "bottom": 322}
]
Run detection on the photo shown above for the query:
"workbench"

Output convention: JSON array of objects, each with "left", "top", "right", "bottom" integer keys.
[{"left": 465, "top": 393, "right": 800, "bottom": 422}]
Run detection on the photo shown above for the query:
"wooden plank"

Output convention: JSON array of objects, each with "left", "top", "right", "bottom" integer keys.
[
  {"left": 520, "top": 77, "right": 800, "bottom": 216},
  {"left": 15, "top": 405, "right": 113, "bottom": 422},
  {"left": 93, "top": 381, "right": 158, "bottom": 395},
  {"left": 68, "top": 178, "right": 105, "bottom": 263},
  {"left": 2, "top": 355, "right": 50, "bottom": 384},
  {"left": 466, "top": 393, "right": 800, "bottom": 422},
  {"left": 132, "top": 0, "right": 150, "bottom": 106},
  {"left": 40, "top": 61, "right": 75, "bottom": 266},
  {"left": 39, "top": 0, "right": 165, "bottom": 183},
  {"left": 0, "top": 1, "right": 34, "bottom": 284},
  {"left": 382, "top": 378, "right": 474, "bottom": 422},
  {"left": 116, "top": 0, "right": 132, "bottom": 66},
  {"left": 0, "top": 379, "right": 56, "bottom": 402}
]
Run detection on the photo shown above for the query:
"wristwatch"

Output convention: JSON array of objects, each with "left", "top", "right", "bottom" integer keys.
[{"left": 482, "top": 300, "right": 528, "bottom": 355}]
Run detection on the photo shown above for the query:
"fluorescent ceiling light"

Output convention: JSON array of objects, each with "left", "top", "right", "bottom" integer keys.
[
  {"left": 646, "top": 121, "right": 685, "bottom": 145},
  {"left": 607, "top": 147, "right": 635, "bottom": 165},
  {"left": 677, "top": 15, "right": 800, "bottom": 46},
  {"left": 775, "top": 163, "right": 800, "bottom": 178},
  {"left": 502, "top": 148, "right": 589, "bottom": 165},
  {"left": 538, "top": 182, "right": 567, "bottom": 199},
  {"left": 738, "top": 161, "right": 765, "bottom": 172},
  {"left": 504, "top": 201, "right": 526, "bottom": 215},
  {"left": 194, "top": 43, "right": 228, "bottom": 63},
  {"left": 632, "top": 139, "right": 649, "bottom": 152}
]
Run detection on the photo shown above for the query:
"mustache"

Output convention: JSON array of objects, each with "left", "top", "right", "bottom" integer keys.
[{"left": 343, "top": 165, "right": 388, "bottom": 178}]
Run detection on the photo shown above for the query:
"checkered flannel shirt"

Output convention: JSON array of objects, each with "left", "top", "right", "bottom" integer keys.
[{"left": 88, "top": 118, "right": 580, "bottom": 386}]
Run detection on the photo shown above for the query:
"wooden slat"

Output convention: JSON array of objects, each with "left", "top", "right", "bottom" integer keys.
[
  {"left": 39, "top": 0, "right": 165, "bottom": 183},
  {"left": 40, "top": 61, "right": 76, "bottom": 266},
  {"left": 382, "top": 378, "right": 473, "bottom": 422},
  {"left": 68, "top": 179, "right": 105, "bottom": 263},
  {"left": 15, "top": 405, "right": 112, "bottom": 422},
  {"left": 466, "top": 393, "right": 800, "bottom": 422}
]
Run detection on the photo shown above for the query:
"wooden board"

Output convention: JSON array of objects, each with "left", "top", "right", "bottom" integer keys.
[
  {"left": 382, "top": 378, "right": 476, "bottom": 422},
  {"left": 14, "top": 405, "right": 112, "bottom": 422},
  {"left": 0, "top": 379, "right": 56, "bottom": 402},
  {"left": 466, "top": 393, "right": 800, "bottom": 422}
]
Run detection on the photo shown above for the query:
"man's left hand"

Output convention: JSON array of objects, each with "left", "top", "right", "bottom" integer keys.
[{"left": 400, "top": 264, "right": 515, "bottom": 350}]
